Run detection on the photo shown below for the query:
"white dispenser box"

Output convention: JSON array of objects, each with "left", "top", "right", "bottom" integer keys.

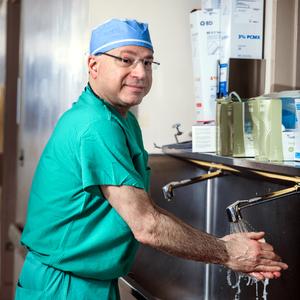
[
  {"left": 192, "top": 124, "right": 216, "bottom": 152},
  {"left": 295, "top": 132, "right": 300, "bottom": 161},
  {"left": 190, "top": 9, "right": 220, "bottom": 122},
  {"left": 283, "top": 131, "right": 296, "bottom": 161},
  {"left": 295, "top": 99, "right": 300, "bottom": 161}
]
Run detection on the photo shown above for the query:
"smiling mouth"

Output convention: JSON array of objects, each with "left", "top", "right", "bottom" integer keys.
[
  {"left": 126, "top": 84, "right": 144, "bottom": 88},
  {"left": 125, "top": 85, "right": 145, "bottom": 92}
]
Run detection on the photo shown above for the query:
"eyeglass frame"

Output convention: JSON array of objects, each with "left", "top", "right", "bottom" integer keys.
[{"left": 96, "top": 52, "right": 160, "bottom": 70}]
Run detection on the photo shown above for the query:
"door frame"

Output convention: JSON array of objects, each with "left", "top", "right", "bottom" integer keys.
[{"left": 0, "top": 0, "right": 21, "bottom": 299}]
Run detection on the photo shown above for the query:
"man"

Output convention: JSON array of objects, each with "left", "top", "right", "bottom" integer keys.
[{"left": 16, "top": 18, "right": 287, "bottom": 300}]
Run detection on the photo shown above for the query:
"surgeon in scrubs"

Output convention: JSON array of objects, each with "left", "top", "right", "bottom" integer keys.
[{"left": 16, "top": 18, "right": 288, "bottom": 299}]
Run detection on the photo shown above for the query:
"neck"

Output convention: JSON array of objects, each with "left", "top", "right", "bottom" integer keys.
[{"left": 88, "top": 81, "right": 128, "bottom": 117}]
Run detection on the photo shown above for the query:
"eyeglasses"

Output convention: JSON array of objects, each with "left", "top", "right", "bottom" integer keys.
[{"left": 97, "top": 52, "right": 160, "bottom": 70}]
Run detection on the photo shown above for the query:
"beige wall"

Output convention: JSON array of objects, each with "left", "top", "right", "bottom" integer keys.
[
  {"left": 264, "top": 0, "right": 300, "bottom": 92},
  {"left": 87, "top": 0, "right": 200, "bottom": 151}
]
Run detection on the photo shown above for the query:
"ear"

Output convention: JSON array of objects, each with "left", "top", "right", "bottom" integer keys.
[{"left": 88, "top": 56, "right": 98, "bottom": 79}]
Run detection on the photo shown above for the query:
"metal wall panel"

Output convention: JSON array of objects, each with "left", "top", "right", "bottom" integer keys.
[
  {"left": 14, "top": 0, "right": 89, "bottom": 289},
  {"left": 208, "top": 175, "right": 300, "bottom": 299},
  {"left": 16, "top": 0, "right": 89, "bottom": 224}
]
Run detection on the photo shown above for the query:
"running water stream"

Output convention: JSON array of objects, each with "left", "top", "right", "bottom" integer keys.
[
  {"left": 227, "top": 219, "right": 270, "bottom": 299},
  {"left": 227, "top": 269, "right": 269, "bottom": 300}
]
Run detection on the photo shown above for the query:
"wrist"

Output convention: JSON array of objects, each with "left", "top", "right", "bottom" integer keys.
[{"left": 217, "top": 238, "right": 230, "bottom": 265}]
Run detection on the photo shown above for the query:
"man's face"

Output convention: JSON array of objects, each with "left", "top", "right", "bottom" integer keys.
[{"left": 88, "top": 45, "right": 153, "bottom": 115}]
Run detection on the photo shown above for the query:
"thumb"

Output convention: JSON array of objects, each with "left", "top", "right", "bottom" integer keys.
[{"left": 244, "top": 231, "right": 265, "bottom": 240}]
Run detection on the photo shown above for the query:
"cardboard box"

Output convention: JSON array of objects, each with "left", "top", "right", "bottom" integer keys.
[
  {"left": 190, "top": 9, "right": 220, "bottom": 122},
  {"left": 220, "top": 0, "right": 264, "bottom": 59}
]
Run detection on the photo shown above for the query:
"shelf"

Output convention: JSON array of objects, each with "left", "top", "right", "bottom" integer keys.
[{"left": 162, "top": 143, "right": 300, "bottom": 177}]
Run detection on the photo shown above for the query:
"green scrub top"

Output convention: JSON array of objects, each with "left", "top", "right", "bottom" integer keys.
[{"left": 21, "top": 84, "right": 150, "bottom": 281}]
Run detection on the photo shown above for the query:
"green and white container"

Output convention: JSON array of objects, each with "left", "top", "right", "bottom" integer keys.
[
  {"left": 216, "top": 92, "right": 254, "bottom": 157},
  {"left": 249, "top": 91, "right": 300, "bottom": 161}
]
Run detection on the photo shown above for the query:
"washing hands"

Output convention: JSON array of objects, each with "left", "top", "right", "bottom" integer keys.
[{"left": 221, "top": 231, "right": 288, "bottom": 281}]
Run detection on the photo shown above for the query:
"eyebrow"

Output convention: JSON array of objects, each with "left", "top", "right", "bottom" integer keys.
[{"left": 119, "top": 50, "right": 154, "bottom": 59}]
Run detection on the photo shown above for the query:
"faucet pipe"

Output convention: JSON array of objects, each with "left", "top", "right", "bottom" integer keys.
[
  {"left": 226, "top": 184, "right": 300, "bottom": 223},
  {"left": 162, "top": 169, "right": 223, "bottom": 201}
]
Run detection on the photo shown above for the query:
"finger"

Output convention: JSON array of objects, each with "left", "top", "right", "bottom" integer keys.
[
  {"left": 258, "top": 271, "right": 274, "bottom": 279},
  {"left": 258, "top": 259, "right": 288, "bottom": 270},
  {"left": 253, "top": 262, "right": 287, "bottom": 272},
  {"left": 248, "top": 271, "right": 280, "bottom": 280},
  {"left": 248, "top": 272, "right": 264, "bottom": 281},
  {"left": 262, "top": 252, "right": 284, "bottom": 264},
  {"left": 260, "top": 250, "right": 280, "bottom": 260},
  {"left": 273, "top": 271, "right": 281, "bottom": 278},
  {"left": 244, "top": 231, "right": 265, "bottom": 240},
  {"left": 262, "top": 271, "right": 282, "bottom": 279},
  {"left": 254, "top": 266, "right": 281, "bottom": 272},
  {"left": 260, "top": 242, "right": 274, "bottom": 252}
]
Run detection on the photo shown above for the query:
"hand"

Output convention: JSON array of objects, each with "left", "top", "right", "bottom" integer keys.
[
  {"left": 221, "top": 231, "right": 288, "bottom": 280},
  {"left": 248, "top": 237, "right": 282, "bottom": 281}
]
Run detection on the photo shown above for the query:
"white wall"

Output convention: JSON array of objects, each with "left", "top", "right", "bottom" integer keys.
[{"left": 88, "top": 0, "right": 201, "bottom": 152}]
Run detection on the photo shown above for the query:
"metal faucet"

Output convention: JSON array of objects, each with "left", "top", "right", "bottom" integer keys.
[
  {"left": 172, "top": 123, "right": 183, "bottom": 143},
  {"left": 226, "top": 184, "right": 300, "bottom": 223},
  {"left": 162, "top": 169, "right": 223, "bottom": 201}
]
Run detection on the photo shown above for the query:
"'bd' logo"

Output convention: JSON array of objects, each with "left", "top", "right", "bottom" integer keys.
[
  {"left": 238, "top": 34, "right": 261, "bottom": 40},
  {"left": 200, "top": 20, "right": 213, "bottom": 26}
]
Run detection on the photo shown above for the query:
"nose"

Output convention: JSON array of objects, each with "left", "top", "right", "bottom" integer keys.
[{"left": 130, "top": 61, "right": 147, "bottom": 79}]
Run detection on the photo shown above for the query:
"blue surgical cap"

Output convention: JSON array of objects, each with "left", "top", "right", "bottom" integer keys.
[{"left": 89, "top": 18, "right": 153, "bottom": 55}]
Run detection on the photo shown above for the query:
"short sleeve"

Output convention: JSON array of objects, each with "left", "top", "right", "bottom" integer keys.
[{"left": 80, "top": 119, "right": 145, "bottom": 193}]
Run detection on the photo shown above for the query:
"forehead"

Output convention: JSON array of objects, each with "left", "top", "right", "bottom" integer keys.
[{"left": 109, "top": 45, "right": 154, "bottom": 57}]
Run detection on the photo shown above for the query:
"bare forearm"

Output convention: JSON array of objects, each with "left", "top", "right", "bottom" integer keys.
[
  {"left": 102, "top": 185, "right": 228, "bottom": 264},
  {"left": 144, "top": 204, "right": 228, "bottom": 265}
]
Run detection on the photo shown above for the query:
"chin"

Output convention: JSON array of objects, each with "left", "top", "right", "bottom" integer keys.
[{"left": 123, "top": 96, "right": 144, "bottom": 107}]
